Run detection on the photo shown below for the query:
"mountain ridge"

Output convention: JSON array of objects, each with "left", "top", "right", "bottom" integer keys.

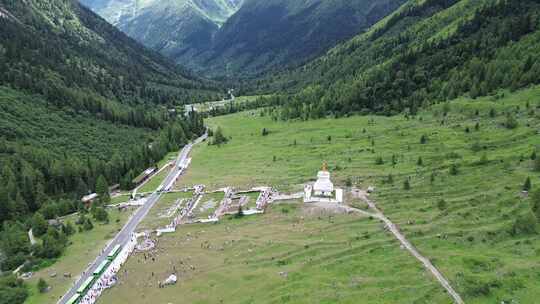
[
  {"left": 80, "top": 0, "right": 406, "bottom": 78},
  {"left": 255, "top": 0, "right": 540, "bottom": 120}
]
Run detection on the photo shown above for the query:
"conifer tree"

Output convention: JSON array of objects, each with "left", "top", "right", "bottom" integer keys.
[
  {"left": 404, "top": 179, "right": 411, "bottom": 190},
  {"left": 95, "top": 175, "right": 110, "bottom": 204},
  {"left": 523, "top": 177, "right": 532, "bottom": 191}
]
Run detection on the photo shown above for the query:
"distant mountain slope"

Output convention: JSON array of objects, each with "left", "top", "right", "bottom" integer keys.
[
  {"left": 80, "top": 0, "right": 404, "bottom": 78},
  {"left": 262, "top": 0, "right": 540, "bottom": 119},
  {"left": 196, "top": 0, "right": 407, "bottom": 77},
  {"left": 79, "top": 0, "right": 244, "bottom": 68}
]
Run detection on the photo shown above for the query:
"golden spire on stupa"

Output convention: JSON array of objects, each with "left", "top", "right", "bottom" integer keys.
[{"left": 322, "top": 161, "right": 328, "bottom": 172}]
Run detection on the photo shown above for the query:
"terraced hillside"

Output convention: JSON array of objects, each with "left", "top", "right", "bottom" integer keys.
[{"left": 110, "top": 86, "right": 540, "bottom": 303}]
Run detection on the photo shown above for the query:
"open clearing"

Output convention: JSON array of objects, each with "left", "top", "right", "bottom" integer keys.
[
  {"left": 137, "top": 192, "right": 194, "bottom": 231},
  {"left": 100, "top": 203, "right": 449, "bottom": 304},
  {"left": 102, "top": 87, "right": 540, "bottom": 303}
]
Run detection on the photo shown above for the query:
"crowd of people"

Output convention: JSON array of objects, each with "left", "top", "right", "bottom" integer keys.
[
  {"left": 78, "top": 234, "right": 139, "bottom": 304},
  {"left": 168, "top": 195, "right": 199, "bottom": 229},
  {"left": 256, "top": 188, "right": 273, "bottom": 210}
]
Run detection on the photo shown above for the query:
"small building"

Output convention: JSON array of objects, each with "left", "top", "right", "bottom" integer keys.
[
  {"left": 47, "top": 219, "right": 62, "bottom": 227},
  {"left": 304, "top": 163, "right": 343, "bottom": 204},
  {"left": 132, "top": 167, "right": 157, "bottom": 186},
  {"left": 109, "top": 184, "right": 120, "bottom": 192},
  {"left": 81, "top": 193, "right": 98, "bottom": 204}
]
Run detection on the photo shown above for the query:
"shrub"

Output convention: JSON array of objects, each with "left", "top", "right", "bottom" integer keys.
[
  {"left": 463, "top": 276, "right": 496, "bottom": 297},
  {"left": 31, "top": 213, "right": 48, "bottom": 237},
  {"left": 0, "top": 275, "right": 28, "bottom": 304},
  {"left": 345, "top": 177, "right": 352, "bottom": 187},
  {"left": 532, "top": 190, "right": 540, "bottom": 222},
  {"left": 212, "top": 127, "right": 229, "bottom": 146},
  {"left": 375, "top": 156, "right": 384, "bottom": 165},
  {"left": 450, "top": 163, "right": 459, "bottom": 175},
  {"left": 437, "top": 199, "right": 447, "bottom": 210},
  {"left": 477, "top": 153, "right": 489, "bottom": 165},
  {"left": 523, "top": 177, "right": 531, "bottom": 191},
  {"left": 92, "top": 207, "right": 109, "bottom": 223},
  {"left": 420, "top": 134, "right": 428, "bottom": 144},
  {"left": 235, "top": 205, "right": 244, "bottom": 218},
  {"left": 534, "top": 157, "right": 540, "bottom": 172},
  {"left": 510, "top": 212, "right": 537, "bottom": 236},
  {"left": 37, "top": 278, "right": 48, "bottom": 293},
  {"left": 403, "top": 179, "right": 411, "bottom": 190},
  {"left": 62, "top": 221, "right": 75, "bottom": 236},
  {"left": 83, "top": 218, "right": 94, "bottom": 231},
  {"left": 505, "top": 114, "right": 518, "bottom": 129},
  {"left": 471, "top": 142, "right": 482, "bottom": 152}
]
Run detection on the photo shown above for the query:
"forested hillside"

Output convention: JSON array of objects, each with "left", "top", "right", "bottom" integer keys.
[
  {"left": 0, "top": 1, "right": 210, "bottom": 300},
  {"left": 79, "top": 0, "right": 404, "bottom": 78},
  {"left": 259, "top": 0, "right": 540, "bottom": 120},
  {"left": 192, "top": 0, "right": 406, "bottom": 77},
  {"left": 79, "top": 0, "right": 244, "bottom": 66}
]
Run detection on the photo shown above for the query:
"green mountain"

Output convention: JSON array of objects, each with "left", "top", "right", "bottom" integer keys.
[
  {"left": 80, "top": 0, "right": 404, "bottom": 78},
  {"left": 79, "top": 0, "right": 244, "bottom": 69},
  {"left": 0, "top": 0, "right": 209, "bottom": 287},
  {"left": 196, "top": 0, "right": 406, "bottom": 77},
  {"left": 262, "top": 0, "right": 540, "bottom": 120}
]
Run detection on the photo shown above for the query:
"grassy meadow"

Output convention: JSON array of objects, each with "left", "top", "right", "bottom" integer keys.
[
  {"left": 25, "top": 208, "right": 136, "bottom": 304},
  {"left": 137, "top": 192, "right": 194, "bottom": 231},
  {"left": 100, "top": 204, "right": 449, "bottom": 304},
  {"left": 138, "top": 166, "right": 172, "bottom": 193},
  {"left": 193, "top": 192, "right": 225, "bottom": 219},
  {"left": 103, "top": 86, "right": 540, "bottom": 303}
]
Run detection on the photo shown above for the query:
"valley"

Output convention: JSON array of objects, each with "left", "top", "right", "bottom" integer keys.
[
  {"left": 1, "top": 0, "right": 540, "bottom": 304},
  {"left": 99, "top": 86, "right": 540, "bottom": 303},
  {"left": 80, "top": 0, "right": 405, "bottom": 77}
]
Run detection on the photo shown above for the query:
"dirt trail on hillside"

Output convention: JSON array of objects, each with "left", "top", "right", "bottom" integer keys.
[{"left": 352, "top": 189, "right": 465, "bottom": 304}]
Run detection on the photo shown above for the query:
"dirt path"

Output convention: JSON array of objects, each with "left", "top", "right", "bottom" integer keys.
[{"left": 352, "top": 189, "right": 465, "bottom": 304}]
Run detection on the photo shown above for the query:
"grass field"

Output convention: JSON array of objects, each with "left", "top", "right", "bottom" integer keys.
[
  {"left": 102, "top": 86, "right": 540, "bottom": 303},
  {"left": 25, "top": 208, "right": 135, "bottom": 304},
  {"left": 193, "top": 192, "right": 224, "bottom": 219},
  {"left": 243, "top": 191, "right": 261, "bottom": 209},
  {"left": 137, "top": 192, "right": 194, "bottom": 231},
  {"left": 138, "top": 166, "right": 172, "bottom": 193},
  {"left": 110, "top": 194, "right": 131, "bottom": 205},
  {"left": 100, "top": 203, "right": 449, "bottom": 304}
]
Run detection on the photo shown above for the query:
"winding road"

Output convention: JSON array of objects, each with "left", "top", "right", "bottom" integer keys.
[{"left": 57, "top": 132, "right": 207, "bottom": 304}]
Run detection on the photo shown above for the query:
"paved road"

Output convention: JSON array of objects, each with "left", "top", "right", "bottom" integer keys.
[{"left": 58, "top": 133, "right": 207, "bottom": 304}]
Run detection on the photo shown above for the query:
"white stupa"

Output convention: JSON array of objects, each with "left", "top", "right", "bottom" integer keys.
[
  {"left": 304, "top": 162, "right": 343, "bottom": 203},
  {"left": 313, "top": 163, "right": 334, "bottom": 196}
]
